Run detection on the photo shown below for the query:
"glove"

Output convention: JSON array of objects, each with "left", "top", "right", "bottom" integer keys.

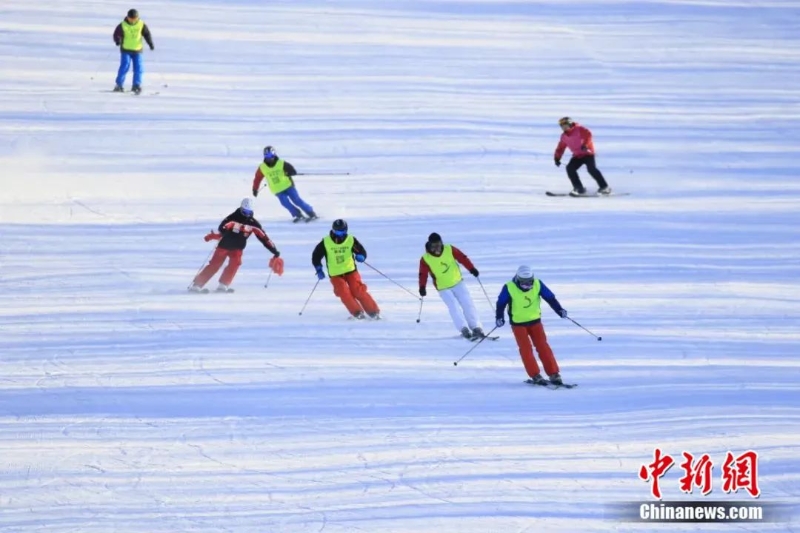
[
  {"left": 150, "top": 45, "right": 155, "bottom": 51},
  {"left": 496, "top": 317, "right": 505, "bottom": 328},
  {"left": 252, "top": 188, "right": 259, "bottom": 197},
  {"left": 272, "top": 250, "right": 280, "bottom": 258},
  {"left": 203, "top": 231, "right": 221, "bottom": 242},
  {"left": 580, "top": 144, "right": 588, "bottom": 152},
  {"left": 355, "top": 254, "right": 365, "bottom": 263},
  {"left": 315, "top": 266, "right": 325, "bottom": 280},
  {"left": 554, "top": 158, "right": 561, "bottom": 167},
  {"left": 469, "top": 268, "right": 479, "bottom": 277},
  {"left": 269, "top": 256, "right": 285, "bottom": 276},
  {"left": 419, "top": 286, "right": 426, "bottom": 297},
  {"left": 559, "top": 309, "right": 568, "bottom": 319}
]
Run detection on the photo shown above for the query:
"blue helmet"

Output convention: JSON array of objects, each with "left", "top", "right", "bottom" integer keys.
[{"left": 263, "top": 145, "right": 277, "bottom": 160}]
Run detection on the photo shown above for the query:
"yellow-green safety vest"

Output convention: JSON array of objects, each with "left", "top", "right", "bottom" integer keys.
[
  {"left": 259, "top": 160, "right": 293, "bottom": 195},
  {"left": 121, "top": 19, "right": 144, "bottom": 52},
  {"left": 323, "top": 234, "right": 356, "bottom": 277},
  {"left": 506, "top": 279, "right": 542, "bottom": 324},
  {"left": 422, "top": 244, "right": 462, "bottom": 291}
]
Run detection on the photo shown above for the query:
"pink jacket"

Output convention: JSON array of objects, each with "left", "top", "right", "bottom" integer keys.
[{"left": 554, "top": 123, "right": 595, "bottom": 160}]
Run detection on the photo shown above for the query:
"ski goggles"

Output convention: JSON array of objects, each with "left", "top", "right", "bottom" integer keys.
[
  {"left": 263, "top": 149, "right": 277, "bottom": 159},
  {"left": 241, "top": 208, "right": 253, "bottom": 217},
  {"left": 332, "top": 229, "right": 347, "bottom": 238},
  {"left": 517, "top": 278, "right": 534, "bottom": 290}
]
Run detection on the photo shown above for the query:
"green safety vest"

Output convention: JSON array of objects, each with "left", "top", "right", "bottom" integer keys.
[
  {"left": 121, "top": 20, "right": 144, "bottom": 52},
  {"left": 323, "top": 234, "right": 356, "bottom": 277},
  {"left": 259, "top": 159, "right": 293, "bottom": 195},
  {"left": 506, "top": 279, "right": 542, "bottom": 324},
  {"left": 422, "top": 244, "right": 462, "bottom": 290}
]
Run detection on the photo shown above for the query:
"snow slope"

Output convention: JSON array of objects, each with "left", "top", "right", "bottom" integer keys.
[{"left": 0, "top": 0, "right": 799, "bottom": 531}]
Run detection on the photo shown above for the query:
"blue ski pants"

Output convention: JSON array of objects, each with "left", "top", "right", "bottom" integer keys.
[
  {"left": 116, "top": 52, "right": 143, "bottom": 88},
  {"left": 277, "top": 186, "right": 315, "bottom": 217}
]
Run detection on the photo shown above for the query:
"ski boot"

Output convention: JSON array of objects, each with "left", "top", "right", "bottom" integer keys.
[
  {"left": 471, "top": 327, "right": 485, "bottom": 340},
  {"left": 113, "top": 85, "right": 124, "bottom": 93},
  {"left": 526, "top": 374, "right": 548, "bottom": 386},
  {"left": 460, "top": 327, "right": 472, "bottom": 339},
  {"left": 215, "top": 284, "right": 234, "bottom": 293},
  {"left": 598, "top": 186, "right": 612, "bottom": 196},
  {"left": 131, "top": 85, "right": 142, "bottom": 95},
  {"left": 188, "top": 283, "right": 208, "bottom": 293},
  {"left": 353, "top": 311, "right": 366, "bottom": 320},
  {"left": 292, "top": 215, "right": 306, "bottom": 223},
  {"left": 548, "top": 372, "right": 564, "bottom": 386},
  {"left": 569, "top": 187, "right": 588, "bottom": 197},
  {"left": 367, "top": 311, "right": 382, "bottom": 320}
]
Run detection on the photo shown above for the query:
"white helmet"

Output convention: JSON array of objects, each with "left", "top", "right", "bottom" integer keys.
[
  {"left": 516, "top": 265, "right": 533, "bottom": 280},
  {"left": 515, "top": 265, "right": 535, "bottom": 289},
  {"left": 240, "top": 198, "right": 254, "bottom": 216}
]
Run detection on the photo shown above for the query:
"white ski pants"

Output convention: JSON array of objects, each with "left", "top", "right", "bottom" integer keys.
[{"left": 439, "top": 280, "right": 482, "bottom": 332}]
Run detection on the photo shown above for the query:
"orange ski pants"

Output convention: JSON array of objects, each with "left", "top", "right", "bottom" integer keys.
[
  {"left": 194, "top": 248, "right": 243, "bottom": 287},
  {"left": 512, "top": 322, "right": 560, "bottom": 378},
  {"left": 330, "top": 271, "right": 380, "bottom": 316}
]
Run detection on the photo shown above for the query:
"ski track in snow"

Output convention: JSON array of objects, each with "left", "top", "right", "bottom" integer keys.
[{"left": 0, "top": 0, "right": 799, "bottom": 531}]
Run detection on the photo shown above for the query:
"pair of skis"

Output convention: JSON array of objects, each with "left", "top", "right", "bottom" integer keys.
[
  {"left": 526, "top": 378, "right": 578, "bottom": 389},
  {"left": 188, "top": 287, "right": 233, "bottom": 294},
  {"left": 545, "top": 191, "right": 630, "bottom": 197},
  {"left": 347, "top": 314, "right": 382, "bottom": 321},
  {"left": 469, "top": 334, "right": 499, "bottom": 342}
]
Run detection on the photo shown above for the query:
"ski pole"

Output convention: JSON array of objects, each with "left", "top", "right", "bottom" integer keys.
[
  {"left": 296, "top": 172, "right": 351, "bottom": 176},
  {"left": 89, "top": 49, "right": 113, "bottom": 82},
  {"left": 476, "top": 277, "right": 495, "bottom": 313},
  {"left": 363, "top": 261, "right": 420, "bottom": 301},
  {"left": 453, "top": 326, "right": 499, "bottom": 366},
  {"left": 298, "top": 279, "right": 321, "bottom": 315},
  {"left": 188, "top": 242, "right": 216, "bottom": 289},
  {"left": 416, "top": 297, "right": 424, "bottom": 323},
  {"left": 568, "top": 317, "right": 602, "bottom": 341},
  {"left": 264, "top": 271, "right": 273, "bottom": 289}
]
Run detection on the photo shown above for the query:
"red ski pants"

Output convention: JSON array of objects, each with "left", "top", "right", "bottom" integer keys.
[
  {"left": 330, "top": 271, "right": 380, "bottom": 316},
  {"left": 194, "top": 248, "right": 243, "bottom": 287},
  {"left": 512, "top": 322, "right": 560, "bottom": 378}
]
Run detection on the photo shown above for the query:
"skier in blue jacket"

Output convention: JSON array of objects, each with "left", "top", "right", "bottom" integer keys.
[{"left": 495, "top": 265, "right": 568, "bottom": 385}]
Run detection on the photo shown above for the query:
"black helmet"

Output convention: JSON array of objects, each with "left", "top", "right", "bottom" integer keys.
[
  {"left": 263, "top": 145, "right": 277, "bottom": 159},
  {"left": 558, "top": 116, "right": 574, "bottom": 127},
  {"left": 425, "top": 232, "right": 443, "bottom": 254},
  {"left": 332, "top": 219, "right": 348, "bottom": 234},
  {"left": 127, "top": 8, "right": 139, "bottom": 18}
]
